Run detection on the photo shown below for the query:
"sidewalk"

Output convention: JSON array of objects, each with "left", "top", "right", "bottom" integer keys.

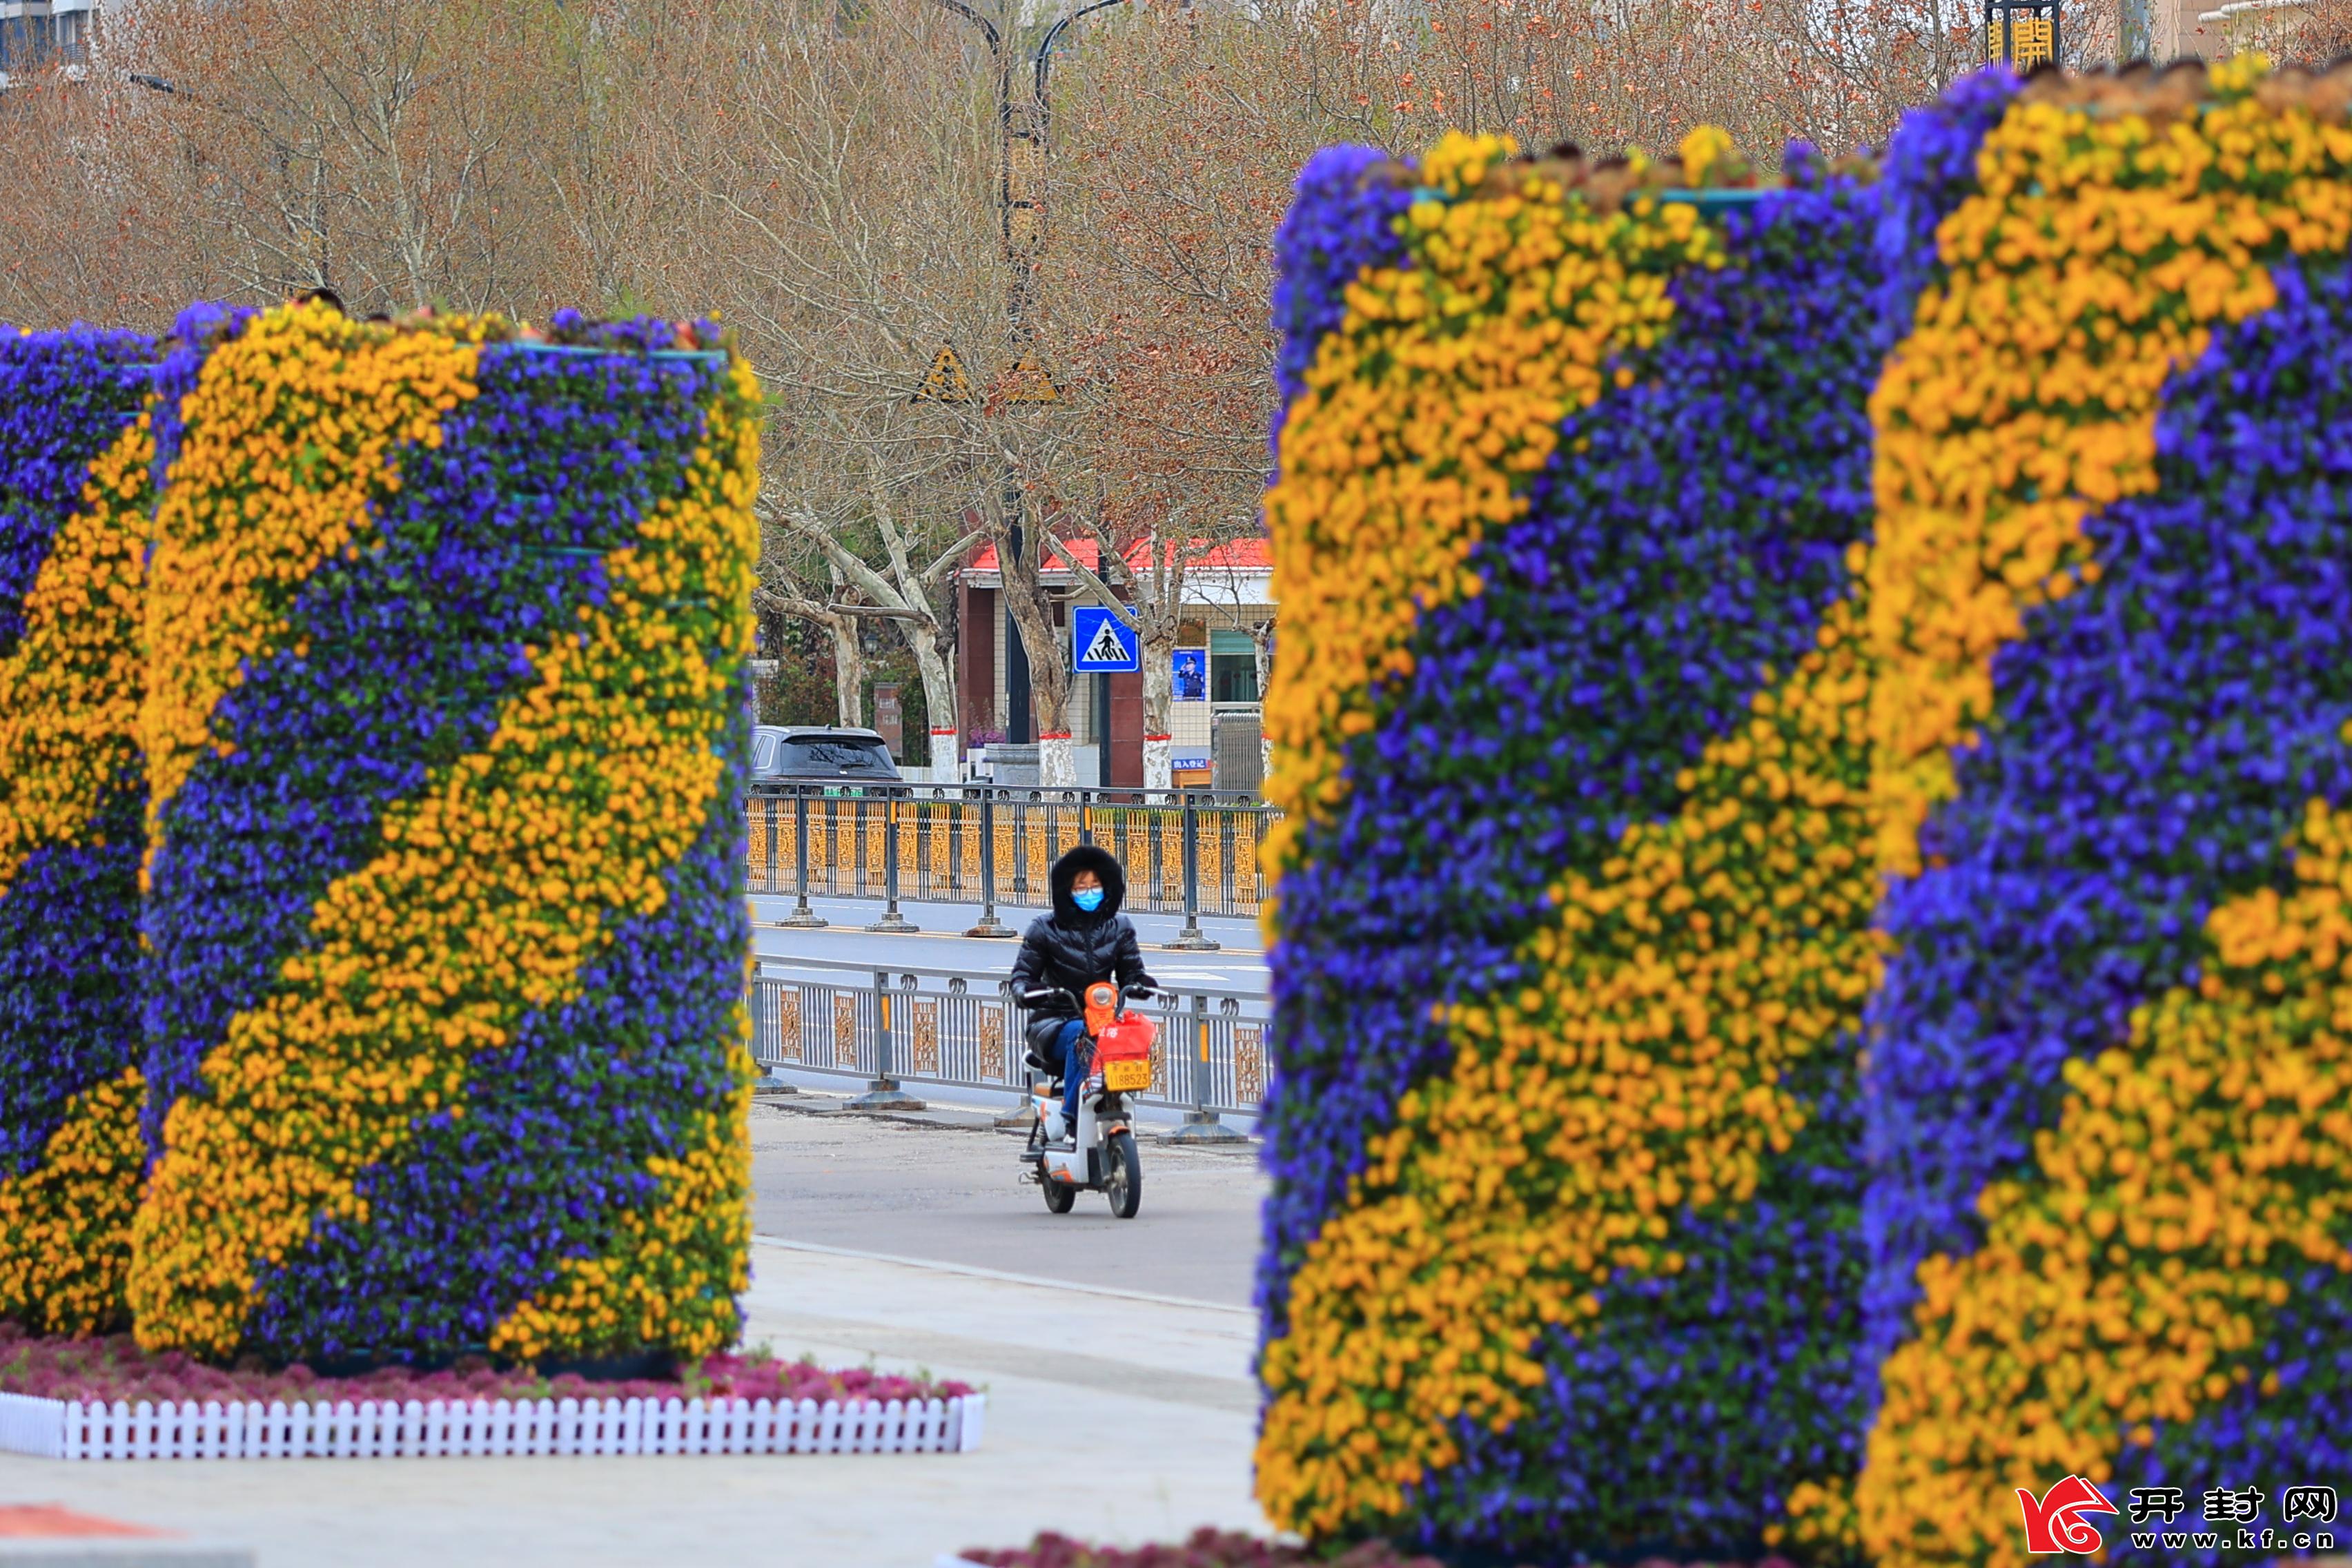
[{"left": 0, "top": 1242, "right": 1268, "bottom": 1568}]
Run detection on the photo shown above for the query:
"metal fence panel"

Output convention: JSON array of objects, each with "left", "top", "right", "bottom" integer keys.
[
  {"left": 745, "top": 785, "right": 1276, "bottom": 920},
  {"left": 745, "top": 959, "right": 1268, "bottom": 1118}
]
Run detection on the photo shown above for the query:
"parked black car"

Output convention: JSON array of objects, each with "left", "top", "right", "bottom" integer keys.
[{"left": 750, "top": 726, "right": 902, "bottom": 791}]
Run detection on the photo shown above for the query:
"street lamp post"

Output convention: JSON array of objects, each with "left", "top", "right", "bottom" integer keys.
[
  {"left": 921, "top": 0, "right": 1130, "bottom": 1124},
  {"left": 1031, "top": 0, "right": 1130, "bottom": 118},
  {"left": 921, "top": 0, "right": 1130, "bottom": 753},
  {"left": 918, "top": 0, "right": 1036, "bottom": 747}
]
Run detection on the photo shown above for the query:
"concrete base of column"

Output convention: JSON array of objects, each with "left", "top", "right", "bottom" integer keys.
[
  {"left": 1166, "top": 1110, "right": 1248, "bottom": 1144},
  {"left": 847, "top": 1081, "right": 926, "bottom": 1112}
]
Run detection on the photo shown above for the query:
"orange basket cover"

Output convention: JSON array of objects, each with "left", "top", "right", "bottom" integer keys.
[{"left": 1096, "top": 1013, "right": 1156, "bottom": 1062}]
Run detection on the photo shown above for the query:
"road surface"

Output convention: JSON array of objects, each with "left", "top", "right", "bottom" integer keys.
[{"left": 749, "top": 1101, "right": 1265, "bottom": 1306}]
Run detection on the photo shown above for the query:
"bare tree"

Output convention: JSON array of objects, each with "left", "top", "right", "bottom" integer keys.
[
  {"left": 754, "top": 549, "right": 872, "bottom": 729},
  {"left": 1, "top": 0, "right": 617, "bottom": 323},
  {"left": 760, "top": 419, "right": 982, "bottom": 772},
  {"left": 0, "top": 0, "right": 2144, "bottom": 774},
  {"left": 112, "top": 0, "right": 578, "bottom": 313},
  {"left": 647, "top": 0, "right": 1099, "bottom": 781}
]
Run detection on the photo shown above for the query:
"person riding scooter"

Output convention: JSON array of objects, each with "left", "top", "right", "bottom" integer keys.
[{"left": 1010, "top": 845, "right": 1157, "bottom": 1146}]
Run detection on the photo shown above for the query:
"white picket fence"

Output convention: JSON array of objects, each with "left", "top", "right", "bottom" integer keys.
[{"left": 0, "top": 1388, "right": 983, "bottom": 1461}]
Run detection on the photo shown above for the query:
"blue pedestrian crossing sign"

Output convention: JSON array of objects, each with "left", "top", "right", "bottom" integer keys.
[{"left": 1071, "top": 605, "right": 1141, "bottom": 672}]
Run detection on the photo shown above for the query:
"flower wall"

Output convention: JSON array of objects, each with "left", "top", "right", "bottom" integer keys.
[
  {"left": 1262, "top": 58, "right": 2352, "bottom": 1568},
  {"left": 0, "top": 328, "right": 155, "bottom": 1338},
  {"left": 128, "top": 302, "right": 760, "bottom": 1369},
  {"left": 1259, "top": 133, "right": 1888, "bottom": 1558},
  {"left": 1857, "top": 60, "right": 2352, "bottom": 1568}
]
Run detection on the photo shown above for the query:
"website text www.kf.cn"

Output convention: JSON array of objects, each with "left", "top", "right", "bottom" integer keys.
[{"left": 2130, "top": 1529, "right": 2336, "bottom": 1554}]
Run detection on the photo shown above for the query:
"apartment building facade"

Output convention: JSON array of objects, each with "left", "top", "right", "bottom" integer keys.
[{"left": 0, "top": 0, "right": 99, "bottom": 72}]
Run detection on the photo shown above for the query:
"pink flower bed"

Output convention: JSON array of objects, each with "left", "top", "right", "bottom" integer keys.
[
  {"left": 957, "top": 1532, "right": 1447, "bottom": 1568},
  {"left": 0, "top": 1323, "right": 970, "bottom": 1410},
  {"left": 958, "top": 1533, "right": 1801, "bottom": 1568}
]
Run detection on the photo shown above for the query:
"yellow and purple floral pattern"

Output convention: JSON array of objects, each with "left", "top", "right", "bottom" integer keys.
[
  {"left": 0, "top": 327, "right": 154, "bottom": 1337},
  {"left": 1262, "top": 131, "right": 1888, "bottom": 1556},
  {"left": 1859, "top": 60, "right": 2352, "bottom": 1568},
  {"left": 1260, "top": 135, "right": 1715, "bottom": 890},
  {"left": 128, "top": 302, "right": 759, "bottom": 1369},
  {"left": 1264, "top": 57, "right": 2352, "bottom": 1568}
]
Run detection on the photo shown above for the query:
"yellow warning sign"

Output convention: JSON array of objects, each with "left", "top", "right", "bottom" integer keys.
[
  {"left": 912, "top": 342, "right": 974, "bottom": 404},
  {"left": 999, "top": 353, "right": 1064, "bottom": 406}
]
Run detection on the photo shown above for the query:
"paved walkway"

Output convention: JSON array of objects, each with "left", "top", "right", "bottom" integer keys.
[{"left": 0, "top": 1180, "right": 1269, "bottom": 1567}]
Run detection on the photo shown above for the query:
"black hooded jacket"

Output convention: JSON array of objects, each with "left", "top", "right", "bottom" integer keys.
[{"left": 1010, "top": 844, "right": 1155, "bottom": 1052}]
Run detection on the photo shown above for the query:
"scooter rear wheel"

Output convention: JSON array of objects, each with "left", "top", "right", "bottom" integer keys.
[
  {"left": 1104, "top": 1130, "right": 1142, "bottom": 1219},
  {"left": 1041, "top": 1170, "right": 1077, "bottom": 1213}
]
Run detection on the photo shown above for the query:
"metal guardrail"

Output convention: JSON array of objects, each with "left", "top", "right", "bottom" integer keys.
[
  {"left": 744, "top": 783, "right": 1279, "bottom": 939},
  {"left": 746, "top": 954, "right": 1269, "bottom": 1125}
]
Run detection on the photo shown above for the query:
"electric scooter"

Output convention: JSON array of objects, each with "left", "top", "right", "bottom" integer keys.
[{"left": 1018, "top": 980, "right": 1156, "bottom": 1219}]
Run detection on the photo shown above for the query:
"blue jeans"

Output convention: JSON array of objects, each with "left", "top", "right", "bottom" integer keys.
[{"left": 1047, "top": 1018, "right": 1090, "bottom": 1130}]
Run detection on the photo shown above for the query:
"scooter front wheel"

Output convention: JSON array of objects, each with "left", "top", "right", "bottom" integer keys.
[
  {"left": 1104, "top": 1130, "right": 1142, "bottom": 1219},
  {"left": 1041, "top": 1168, "right": 1077, "bottom": 1214}
]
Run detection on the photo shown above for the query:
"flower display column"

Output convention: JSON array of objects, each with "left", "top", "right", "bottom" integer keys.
[
  {"left": 1260, "top": 57, "right": 2352, "bottom": 1567},
  {"left": 130, "top": 302, "right": 761, "bottom": 1370},
  {"left": 0, "top": 328, "right": 155, "bottom": 1337},
  {"left": 1859, "top": 60, "right": 2352, "bottom": 1568},
  {"left": 1255, "top": 133, "right": 1888, "bottom": 1562}
]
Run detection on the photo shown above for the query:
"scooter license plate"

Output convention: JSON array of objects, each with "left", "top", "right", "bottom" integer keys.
[{"left": 1103, "top": 1059, "right": 1150, "bottom": 1092}]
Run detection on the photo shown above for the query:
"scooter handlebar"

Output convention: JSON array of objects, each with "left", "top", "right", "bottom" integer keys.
[{"left": 1018, "top": 983, "right": 1155, "bottom": 1008}]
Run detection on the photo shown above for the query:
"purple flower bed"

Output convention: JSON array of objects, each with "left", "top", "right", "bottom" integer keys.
[
  {"left": 0, "top": 324, "right": 154, "bottom": 1337},
  {"left": 0, "top": 1322, "right": 970, "bottom": 1409}
]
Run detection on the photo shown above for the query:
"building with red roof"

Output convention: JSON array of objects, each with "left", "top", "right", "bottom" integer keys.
[{"left": 956, "top": 536, "right": 1274, "bottom": 789}]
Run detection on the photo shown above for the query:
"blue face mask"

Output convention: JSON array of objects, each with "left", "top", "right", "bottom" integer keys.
[{"left": 1072, "top": 887, "right": 1105, "bottom": 913}]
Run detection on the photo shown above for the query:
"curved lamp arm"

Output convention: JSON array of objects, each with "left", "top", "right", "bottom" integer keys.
[
  {"left": 923, "top": 0, "right": 1005, "bottom": 53},
  {"left": 1033, "top": 0, "right": 1130, "bottom": 122}
]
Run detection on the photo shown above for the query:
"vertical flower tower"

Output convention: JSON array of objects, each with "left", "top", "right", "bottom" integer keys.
[
  {"left": 0, "top": 329, "right": 155, "bottom": 1337},
  {"left": 1859, "top": 59, "right": 2352, "bottom": 1567},
  {"left": 1261, "top": 57, "right": 2352, "bottom": 1568},
  {"left": 130, "top": 301, "right": 761, "bottom": 1369},
  {"left": 1258, "top": 133, "right": 1890, "bottom": 1558}
]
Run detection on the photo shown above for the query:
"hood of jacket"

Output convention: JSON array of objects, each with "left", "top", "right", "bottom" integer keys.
[{"left": 1049, "top": 843, "right": 1127, "bottom": 923}]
